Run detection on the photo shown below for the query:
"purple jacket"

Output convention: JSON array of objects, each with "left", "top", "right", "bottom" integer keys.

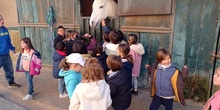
[{"left": 16, "top": 50, "right": 42, "bottom": 75}]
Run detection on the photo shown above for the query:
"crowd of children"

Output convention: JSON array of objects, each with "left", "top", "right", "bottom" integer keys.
[{"left": 4, "top": 18, "right": 220, "bottom": 110}]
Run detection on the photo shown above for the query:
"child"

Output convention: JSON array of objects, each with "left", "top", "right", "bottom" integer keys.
[
  {"left": 16, "top": 37, "right": 42, "bottom": 100},
  {"left": 105, "top": 31, "right": 121, "bottom": 56},
  {"left": 203, "top": 67, "right": 220, "bottom": 110},
  {"left": 127, "top": 34, "right": 145, "bottom": 95},
  {"left": 53, "top": 26, "right": 65, "bottom": 49},
  {"left": 117, "top": 43, "right": 133, "bottom": 89},
  {"left": 59, "top": 53, "right": 84, "bottom": 98},
  {"left": 52, "top": 41, "right": 68, "bottom": 98},
  {"left": 102, "top": 32, "right": 110, "bottom": 52},
  {"left": 146, "top": 48, "right": 188, "bottom": 110},
  {"left": 106, "top": 55, "right": 131, "bottom": 110},
  {"left": 84, "top": 33, "right": 97, "bottom": 52},
  {"left": 92, "top": 43, "right": 109, "bottom": 77},
  {"left": 69, "top": 58, "right": 112, "bottom": 110},
  {"left": 63, "top": 30, "right": 79, "bottom": 55}
]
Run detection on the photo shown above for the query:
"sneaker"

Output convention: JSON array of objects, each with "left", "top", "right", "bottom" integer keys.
[
  {"left": 59, "top": 93, "right": 68, "bottom": 98},
  {"left": 23, "top": 94, "right": 33, "bottom": 100},
  {"left": 132, "top": 91, "right": 138, "bottom": 96},
  {"left": 8, "top": 82, "right": 20, "bottom": 88}
]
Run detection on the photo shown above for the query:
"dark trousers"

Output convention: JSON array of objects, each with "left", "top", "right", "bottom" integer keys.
[
  {"left": 0, "top": 54, "right": 14, "bottom": 83},
  {"left": 149, "top": 95, "right": 173, "bottom": 110}
]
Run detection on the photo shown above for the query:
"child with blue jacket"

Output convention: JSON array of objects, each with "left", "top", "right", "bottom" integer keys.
[
  {"left": 52, "top": 41, "right": 68, "bottom": 98},
  {"left": 59, "top": 53, "right": 84, "bottom": 98},
  {"left": 146, "top": 48, "right": 188, "bottom": 110}
]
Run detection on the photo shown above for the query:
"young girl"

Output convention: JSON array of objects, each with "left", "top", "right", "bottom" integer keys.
[
  {"left": 203, "top": 67, "right": 220, "bottom": 110},
  {"left": 63, "top": 30, "right": 79, "bottom": 55},
  {"left": 59, "top": 53, "right": 84, "bottom": 98},
  {"left": 127, "top": 34, "right": 145, "bottom": 95},
  {"left": 146, "top": 48, "right": 188, "bottom": 110},
  {"left": 16, "top": 37, "right": 42, "bottom": 100},
  {"left": 106, "top": 55, "right": 131, "bottom": 110},
  {"left": 69, "top": 58, "right": 112, "bottom": 110},
  {"left": 117, "top": 43, "right": 133, "bottom": 89}
]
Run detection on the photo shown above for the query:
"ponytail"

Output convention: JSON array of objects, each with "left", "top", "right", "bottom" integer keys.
[
  {"left": 59, "top": 58, "right": 70, "bottom": 71},
  {"left": 127, "top": 54, "right": 134, "bottom": 64}
]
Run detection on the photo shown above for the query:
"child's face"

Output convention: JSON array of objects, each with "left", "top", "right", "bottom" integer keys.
[
  {"left": 213, "top": 70, "right": 220, "bottom": 86},
  {"left": 0, "top": 16, "right": 4, "bottom": 27},
  {"left": 20, "top": 41, "right": 28, "bottom": 49},
  {"left": 160, "top": 55, "right": 171, "bottom": 66},
  {"left": 57, "top": 28, "right": 65, "bottom": 36}
]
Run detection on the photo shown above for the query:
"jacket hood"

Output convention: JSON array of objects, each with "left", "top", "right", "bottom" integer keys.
[
  {"left": 130, "top": 43, "right": 145, "bottom": 55},
  {"left": 52, "top": 51, "right": 64, "bottom": 62},
  {"left": 78, "top": 79, "right": 108, "bottom": 100},
  {"left": 59, "top": 70, "right": 78, "bottom": 77}
]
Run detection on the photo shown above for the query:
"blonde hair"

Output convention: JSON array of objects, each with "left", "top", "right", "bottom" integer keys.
[
  {"left": 215, "top": 67, "right": 220, "bottom": 74},
  {"left": 63, "top": 30, "right": 79, "bottom": 42},
  {"left": 81, "top": 57, "right": 104, "bottom": 82},
  {"left": 59, "top": 58, "right": 78, "bottom": 71}
]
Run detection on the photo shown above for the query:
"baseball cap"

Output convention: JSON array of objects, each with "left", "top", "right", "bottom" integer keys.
[{"left": 66, "top": 53, "right": 85, "bottom": 66}]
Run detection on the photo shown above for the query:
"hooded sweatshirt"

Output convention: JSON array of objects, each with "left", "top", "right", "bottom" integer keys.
[
  {"left": 69, "top": 79, "right": 112, "bottom": 110},
  {"left": 129, "top": 43, "right": 145, "bottom": 77},
  {"left": 0, "top": 26, "right": 15, "bottom": 55},
  {"left": 59, "top": 69, "right": 82, "bottom": 98}
]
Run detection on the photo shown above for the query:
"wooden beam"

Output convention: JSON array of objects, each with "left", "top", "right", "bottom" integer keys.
[
  {"left": 18, "top": 23, "right": 80, "bottom": 29},
  {"left": 121, "top": 26, "right": 171, "bottom": 33}
]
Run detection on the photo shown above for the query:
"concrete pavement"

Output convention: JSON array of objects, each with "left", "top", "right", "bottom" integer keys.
[{"left": 0, "top": 62, "right": 204, "bottom": 110}]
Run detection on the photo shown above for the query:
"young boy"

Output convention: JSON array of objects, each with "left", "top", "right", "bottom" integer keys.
[
  {"left": 146, "top": 48, "right": 188, "bottom": 110},
  {"left": 106, "top": 55, "right": 131, "bottom": 110},
  {"left": 52, "top": 41, "right": 68, "bottom": 98},
  {"left": 53, "top": 26, "right": 65, "bottom": 49}
]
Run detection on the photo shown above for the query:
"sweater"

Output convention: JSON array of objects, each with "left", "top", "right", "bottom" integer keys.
[
  {"left": 203, "top": 90, "right": 220, "bottom": 110},
  {"left": 0, "top": 26, "right": 15, "bottom": 55},
  {"left": 59, "top": 69, "right": 82, "bottom": 98},
  {"left": 69, "top": 79, "right": 112, "bottom": 110}
]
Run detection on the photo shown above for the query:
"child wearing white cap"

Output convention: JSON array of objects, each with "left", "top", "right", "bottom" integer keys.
[{"left": 59, "top": 53, "right": 85, "bottom": 98}]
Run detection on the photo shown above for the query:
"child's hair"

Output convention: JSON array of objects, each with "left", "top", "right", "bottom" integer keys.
[
  {"left": 59, "top": 58, "right": 69, "bottom": 71},
  {"left": 215, "top": 67, "right": 220, "bottom": 74},
  {"left": 57, "top": 26, "right": 64, "bottom": 30},
  {"left": 63, "top": 30, "right": 79, "bottom": 42},
  {"left": 81, "top": 58, "right": 104, "bottom": 82},
  {"left": 117, "top": 43, "right": 134, "bottom": 64},
  {"left": 109, "top": 31, "right": 121, "bottom": 44},
  {"left": 92, "top": 43, "right": 103, "bottom": 57},
  {"left": 102, "top": 32, "right": 110, "bottom": 42},
  {"left": 72, "top": 41, "right": 87, "bottom": 54},
  {"left": 116, "top": 30, "right": 124, "bottom": 42},
  {"left": 107, "top": 55, "right": 122, "bottom": 71},
  {"left": 127, "top": 34, "right": 138, "bottom": 45},
  {"left": 156, "top": 48, "right": 172, "bottom": 63},
  {"left": 55, "top": 41, "right": 65, "bottom": 51},
  {"left": 21, "top": 37, "right": 35, "bottom": 53}
]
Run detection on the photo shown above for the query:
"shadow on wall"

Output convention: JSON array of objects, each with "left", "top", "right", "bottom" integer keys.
[{"left": 9, "top": 30, "right": 21, "bottom": 62}]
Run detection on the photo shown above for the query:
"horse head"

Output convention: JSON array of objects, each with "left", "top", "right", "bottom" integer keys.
[{"left": 89, "top": 0, "right": 118, "bottom": 27}]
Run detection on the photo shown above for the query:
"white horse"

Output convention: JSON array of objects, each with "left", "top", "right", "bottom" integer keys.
[{"left": 89, "top": 0, "right": 118, "bottom": 27}]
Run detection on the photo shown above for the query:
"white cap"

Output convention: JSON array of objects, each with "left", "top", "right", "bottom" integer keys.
[{"left": 66, "top": 53, "right": 85, "bottom": 66}]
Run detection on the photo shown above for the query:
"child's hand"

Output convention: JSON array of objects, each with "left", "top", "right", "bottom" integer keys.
[
  {"left": 101, "top": 20, "right": 106, "bottom": 26},
  {"left": 183, "top": 65, "right": 188, "bottom": 69},
  {"left": 145, "top": 64, "right": 149, "bottom": 69},
  {"left": 84, "top": 33, "right": 91, "bottom": 38}
]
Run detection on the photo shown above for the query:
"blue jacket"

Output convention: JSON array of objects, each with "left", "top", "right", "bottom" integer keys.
[
  {"left": 0, "top": 26, "right": 15, "bottom": 55},
  {"left": 52, "top": 51, "right": 65, "bottom": 78},
  {"left": 122, "top": 61, "right": 133, "bottom": 89},
  {"left": 106, "top": 68, "right": 132, "bottom": 110},
  {"left": 59, "top": 69, "right": 82, "bottom": 98}
]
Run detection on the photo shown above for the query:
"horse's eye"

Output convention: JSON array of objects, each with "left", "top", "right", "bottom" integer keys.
[{"left": 100, "top": 6, "right": 103, "bottom": 8}]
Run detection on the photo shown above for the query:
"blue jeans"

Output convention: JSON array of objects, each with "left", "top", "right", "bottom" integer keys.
[
  {"left": 150, "top": 95, "right": 173, "bottom": 110},
  {"left": 25, "top": 71, "right": 34, "bottom": 95},
  {"left": 58, "top": 78, "right": 66, "bottom": 94},
  {"left": 0, "top": 54, "right": 14, "bottom": 83}
]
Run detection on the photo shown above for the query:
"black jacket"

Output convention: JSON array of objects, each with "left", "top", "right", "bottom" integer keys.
[
  {"left": 95, "top": 52, "right": 109, "bottom": 76},
  {"left": 106, "top": 68, "right": 131, "bottom": 110},
  {"left": 53, "top": 34, "right": 65, "bottom": 49}
]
